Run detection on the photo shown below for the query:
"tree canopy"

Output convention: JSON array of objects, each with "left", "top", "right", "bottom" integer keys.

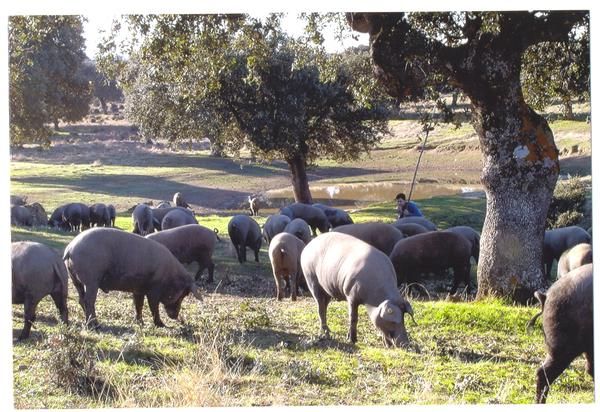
[{"left": 9, "top": 16, "right": 92, "bottom": 146}]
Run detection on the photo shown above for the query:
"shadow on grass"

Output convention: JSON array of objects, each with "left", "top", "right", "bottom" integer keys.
[{"left": 245, "top": 327, "right": 358, "bottom": 354}]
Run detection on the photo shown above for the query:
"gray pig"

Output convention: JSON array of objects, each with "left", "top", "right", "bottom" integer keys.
[
  {"left": 151, "top": 206, "right": 194, "bottom": 230},
  {"left": 25, "top": 202, "right": 48, "bottom": 226},
  {"left": 301, "top": 232, "right": 414, "bottom": 347},
  {"left": 557, "top": 243, "right": 592, "bottom": 279},
  {"left": 284, "top": 218, "right": 312, "bottom": 245},
  {"left": 107, "top": 204, "right": 116, "bottom": 227},
  {"left": 132, "top": 203, "right": 155, "bottom": 236},
  {"left": 543, "top": 226, "right": 591, "bottom": 278},
  {"left": 389, "top": 231, "right": 472, "bottom": 293},
  {"left": 11, "top": 205, "right": 32, "bottom": 226},
  {"left": 12, "top": 241, "right": 69, "bottom": 340},
  {"left": 228, "top": 215, "right": 262, "bottom": 263},
  {"left": 268, "top": 232, "right": 306, "bottom": 301},
  {"left": 531, "top": 263, "right": 593, "bottom": 403},
  {"left": 173, "top": 192, "right": 191, "bottom": 209},
  {"left": 147, "top": 224, "right": 217, "bottom": 282},
  {"left": 90, "top": 203, "right": 110, "bottom": 227},
  {"left": 62, "top": 203, "right": 83, "bottom": 232},
  {"left": 161, "top": 208, "right": 198, "bottom": 230},
  {"left": 333, "top": 222, "right": 405, "bottom": 256},
  {"left": 443, "top": 225, "right": 481, "bottom": 263},
  {"left": 390, "top": 222, "right": 430, "bottom": 237},
  {"left": 63, "top": 227, "right": 202, "bottom": 328},
  {"left": 262, "top": 214, "right": 291, "bottom": 244},
  {"left": 280, "top": 203, "right": 331, "bottom": 236},
  {"left": 395, "top": 216, "right": 437, "bottom": 231},
  {"left": 312, "top": 203, "right": 354, "bottom": 228}
]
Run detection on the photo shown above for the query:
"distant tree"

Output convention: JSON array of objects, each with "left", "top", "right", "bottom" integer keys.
[
  {"left": 80, "top": 59, "right": 124, "bottom": 114},
  {"left": 9, "top": 16, "right": 92, "bottom": 145},
  {"left": 348, "top": 11, "right": 588, "bottom": 302},
  {"left": 100, "top": 14, "right": 390, "bottom": 201},
  {"left": 521, "top": 21, "right": 590, "bottom": 119}
]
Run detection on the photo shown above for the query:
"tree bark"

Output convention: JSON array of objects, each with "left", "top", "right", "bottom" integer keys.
[
  {"left": 562, "top": 97, "right": 574, "bottom": 120},
  {"left": 287, "top": 155, "right": 313, "bottom": 203}
]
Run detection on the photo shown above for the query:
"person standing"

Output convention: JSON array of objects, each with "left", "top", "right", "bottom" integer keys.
[{"left": 395, "top": 193, "right": 423, "bottom": 218}]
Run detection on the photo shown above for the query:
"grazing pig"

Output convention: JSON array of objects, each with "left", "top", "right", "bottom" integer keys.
[
  {"left": 262, "top": 214, "right": 291, "bottom": 244},
  {"left": 90, "top": 203, "right": 110, "bottom": 227},
  {"left": 25, "top": 202, "right": 48, "bottom": 226},
  {"left": 444, "top": 225, "right": 481, "bottom": 263},
  {"left": 228, "top": 215, "right": 262, "bottom": 263},
  {"left": 12, "top": 241, "right": 68, "bottom": 340},
  {"left": 48, "top": 205, "right": 68, "bottom": 230},
  {"left": 63, "top": 227, "right": 202, "bottom": 328},
  {"left": 396, "top": 216, "right": 437, "bottom": 231},
  {"left": 301, "top": 232, "right": 414, "bottom": 347},
  {"left": 10, "top": 195, "right": 27, "bottom": 206},
  {"left": 156, "top": 201, "right": 172, "bottom": 209},
  {"left": 543, "top": 226, "right": 591, "bottom": 278},
  {"left": 62, "top": 203, "right": 83, "bottom": 232},
  {"left": 389, "top": 231, "right": 472, "bottom": 293},
  {"left": 10, "top": 205, "right": 32, "bottom": 226},
  {"left": 390, "top": 222, "right": 429, "bottom": 237},
  {"left": 312, "top": 203, "right": 354, "bottom": 228},
  {"left": 107, "top": 204, "right": 116, "bottom": 227},
  {"left": 531, "top": 263, "right": 593, "bottom": 403},
  {"left": 333, "top": 222, "right": 405, "bottom": 256},
  {"left": 280, "top": 203, "right": 331, "bottom": 236},
  {"left": 173, "top": 192, "right": 191, "bottom": 209},
  {"left": 268, "top": 232, "right": 307, "bottom": 301},
  {"left": 151, "top": 206, "right": 194, "bottom": 230},
  {"left": 557, "top": 243, "right": 592, "bottom": 279},
  {"left": 132, "top": 203, "right": 155, "bottom": 236},
  {"left": 284, "top": 218, "right": 312, "bottom": 245},
  {"left": 147, "top": 224, "right": 217, "bottom": 282},
  {"left": 248, "top": 195, "right": 260, "bottom": 216},
  {"left": 161, "top": 208, "right": 198, "bottom": 230}
]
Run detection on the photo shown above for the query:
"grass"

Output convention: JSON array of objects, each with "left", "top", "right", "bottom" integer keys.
[{"left": 9, "top": 116, "right": 593, "bottom": 407}]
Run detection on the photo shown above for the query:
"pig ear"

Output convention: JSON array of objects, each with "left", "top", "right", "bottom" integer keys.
[
  {"left": 190, "top": 283, "right": 203, "bottom": 301},
  {"left": 401, "top": 301, "right": 417, "bottom": 326},
  {"left": 378, "top": 301, "right": 401, "bottom": 323}
]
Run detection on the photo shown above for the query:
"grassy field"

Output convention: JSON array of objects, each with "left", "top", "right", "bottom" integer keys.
[{"left": 9, "top": 113, "right": 594, "bottom": 407}]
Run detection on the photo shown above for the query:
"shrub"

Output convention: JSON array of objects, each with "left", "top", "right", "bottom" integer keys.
[{"left": 546, "top": 177, "right": 587, "bottom": 229}]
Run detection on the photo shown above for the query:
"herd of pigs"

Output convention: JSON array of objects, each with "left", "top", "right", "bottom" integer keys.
[{"left": 10, "top": 193, "right": 593, "bottom": 403}]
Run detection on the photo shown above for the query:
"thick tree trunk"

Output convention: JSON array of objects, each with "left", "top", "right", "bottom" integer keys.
[
  {"left": 287, "top": 155, "right": 313, "bottom": 203},
  {"left": 562, "top": 98, "right": 574, "bottom": 120},
  {"left": 471, "top": 94, "right": 559, "bottom": 302}
]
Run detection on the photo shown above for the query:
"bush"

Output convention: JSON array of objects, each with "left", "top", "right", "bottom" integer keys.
[{"left": 546, "top": 177, "right": 587, "bottom": 229}]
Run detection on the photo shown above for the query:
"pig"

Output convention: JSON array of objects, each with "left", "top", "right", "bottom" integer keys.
[
  {"left": 107, "top": 204, "right": 116, "bottom": 227},
  {"left": 89, "top": 203, "right": 111, "bottom": 227},
  {"left": 444, "top": 225, "right": 481, "bottom": 263},
  {"left": 284, "top": 218, "right": 312, "bottom": 245},
  {"left": 25, "top": 202, "right": 48, "bottom": 226},
  {"left": 156, "top": 201, "right": 172, "bottom": 209},
  {"left": 12, "top": 241, "right": 69, "bottom": 340},
  {"left": 390, "top": 222, "right": 430, "bottom": 237},
  {"left": 63, "top": 227, "right": 202, "bottom": 328},
  {"left": 543, "top": 226, "right": 592, "bottom": 278},
  {"left": 268, "top": 232, "right": 307, "bottom": 301},
  {"left": 132, "top": 203, "right": 155, "bottom": 236},
  {"left": 48, "top": 205, "right": 68, "bottom": 230},
  {"left": 530, "top": 263, "right": 593, "bottom": 403},
  {"left": 557, "top": 243, "right": 592, "bottom": 279},
  {"left": 248, "top": 195, "right": 260, "bottom": 216},
  {"left": 228, "top": 215, "right": 262, "bottom": 263},
  {"left": 161, "top": 208, "right": 198, "bottom": 230},
  {"left": 146, "top": 224, "right": 217, "bottom": 282},
  {"left": 333, "top": 222, "right": 405, "bottom": 256},
  {"left": 62, "top": 203, "right": 83, "bottom": 232},
  {"left": 173, "top": 192, "right": 191, "bottom": 209},
  {"left": 280, "top": 203, "right": 331, "bottom": 236},
  {"left": 395, "top": 216, "right": 437, "bottom": 231},
  {"left": 151, "top": 206, "right": 194, "bottom": 230},
  {"left": 10, "top": 205, "right": 32, "bottom": 226},
  {"left": 10, "top": 195, "right": 27, "bottom": 206},
  {"left": 312, "top": 203, "right": 354, "bottom": 228},
  {"left": 262, "top": 214, "right": 291, "bottom": 244},
  {"left": 389, "top": 231, "right": 472, "bottom": 293},
  {"left": 301, "top": 232, "right": 414, "bottom": 347}
]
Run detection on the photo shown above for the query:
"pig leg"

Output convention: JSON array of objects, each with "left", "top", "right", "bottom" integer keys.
[
  {"left": 584, "top": 351, "right": 594, "bottom": 378},
  {"left": 50, "top": 291, "right": 68, "bottom": 324},
  {"left": 146, "top": 293, "right": 165, "bottom": 327},
  {"left": 290, "top": 272, "right": 297, "bottom": 302},
  {"left": 233, "top": 243, "right": 242, "bottom": 263},
  {"left": 254, "top": 246, "right": 260, "bottom": 262},
  {"left": 274, "top": 273, "right": 285, "bottom": 301},
  {"left": 535, "top": 353, "right": 578, "bottom": 403},
  {"left": 241, "top": 243, "right": 247, "bottom": 263},
  {"left": 70, "top": 275, "right": 86, "bottom": 312},
  {"left": 133, "top": 293, "right": 145, "bottom": 324},
  {"left": 313, "top": 289, "right": 332, "bottom": 338},
  {"left": 347, "top": 300, "right": 359, "bottom": 343},
  {"left": 19, "top": 295, "right": 39, "bottom": 340},
  {"left": 206, "top": 261, "right": 215, "bottom": 283},
  {"left": 82, "top": 284, "right": 99, "bottom": 329}
]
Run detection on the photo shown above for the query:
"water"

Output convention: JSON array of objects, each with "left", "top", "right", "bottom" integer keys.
[{"left": 264, "top": 181, "right": 485, "bottom": 210}]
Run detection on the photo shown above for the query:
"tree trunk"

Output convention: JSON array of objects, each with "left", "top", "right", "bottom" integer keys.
[
  {"left": 471, "top": 93, "right": 559, "bottom": 302},
  {"left": 287, "top": 155, "right": 313, "bottom": 203},
  {"left": 99, "top": 98, "right": 108, "bottom": 114},
  {"left": 562, "top": 97, "right": 574, "bottom": 120},
  {"left": 53, "top": 119, "right": 59, "bottom": 130}
]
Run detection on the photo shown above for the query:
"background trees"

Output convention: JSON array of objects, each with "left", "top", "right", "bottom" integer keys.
[
  {"left": 101, "top": 14, "right": 390, "bottom": 202},
  {"left": 9, "top": 16, "right": 92, "bottom": 146},
  {"left": 348, "top": 11, "right": 588, "bottom": 302}
]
